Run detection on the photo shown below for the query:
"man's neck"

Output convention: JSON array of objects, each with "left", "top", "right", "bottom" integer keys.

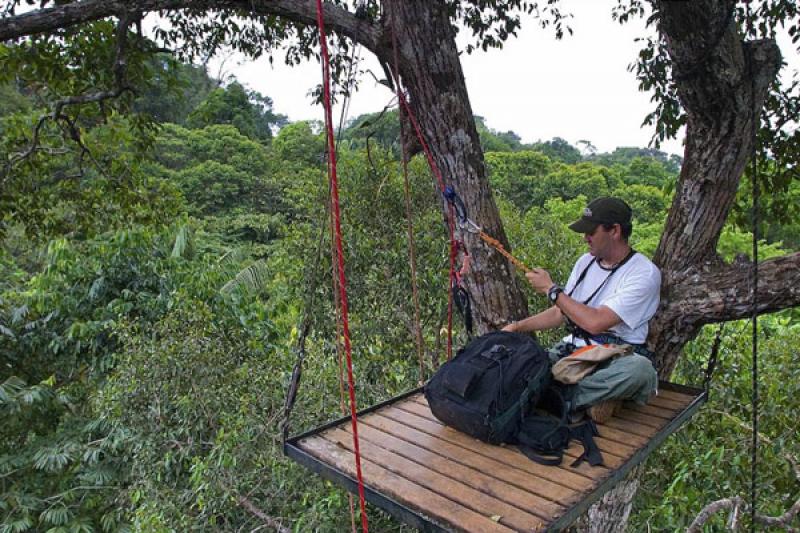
[{"left": 598, "top": 243, "right": 632, "bottom": 268}]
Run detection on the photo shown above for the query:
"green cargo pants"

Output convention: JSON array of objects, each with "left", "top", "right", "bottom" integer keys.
[{"left": 548, "top": 342, "right": 658, "bottom": 411}]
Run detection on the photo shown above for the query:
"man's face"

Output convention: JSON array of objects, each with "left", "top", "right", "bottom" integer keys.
[{"left": 584, "top": 224, "right": 617, "bottom": 259}]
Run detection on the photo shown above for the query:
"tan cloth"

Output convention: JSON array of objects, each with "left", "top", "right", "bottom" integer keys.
[{"left": 552, "top": 344, "right": 633, "bottom": 385}]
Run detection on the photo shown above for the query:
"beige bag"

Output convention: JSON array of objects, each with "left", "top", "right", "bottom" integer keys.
[{"left": 552, "top": 344, "right": 633, "bottom": 384}]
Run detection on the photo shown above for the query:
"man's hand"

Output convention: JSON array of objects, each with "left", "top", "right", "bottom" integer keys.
[
  {"left": 501, "top": 322, "right": 517, "bottom": 332},
  {"left": 526, "top": 268, "right": 554, "bottom": 295}
]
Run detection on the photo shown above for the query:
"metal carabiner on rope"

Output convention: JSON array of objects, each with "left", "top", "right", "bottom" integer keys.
[
  {"left": 443, "top": 185, "right": 481, "bottom": 234},
  {"left": 443, "top": 185, "right": 532, "bottom": 273}
]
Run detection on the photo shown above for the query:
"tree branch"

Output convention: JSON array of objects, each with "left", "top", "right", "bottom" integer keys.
[
  {"left": 652, "top": 0, "right": 782, "bottom": 272},
  {"left": 2, "top": 9, "right": 138, "bottom": 180},
  {"left": 237, "top": 495, "right": 291, "bottom": 533},
  {"left": 0, "top": 0, "right": 383, "bottom": 55},
  {"left": 687, "top": 496, "right": 744, "bottom": 532},
  {"left": 663, "top": 252, "right": 800, "bottom": 327}
]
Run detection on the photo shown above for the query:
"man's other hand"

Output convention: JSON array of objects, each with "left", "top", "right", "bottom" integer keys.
[{"left": 526, "top": 268, "right": 554, "bottom": 295}]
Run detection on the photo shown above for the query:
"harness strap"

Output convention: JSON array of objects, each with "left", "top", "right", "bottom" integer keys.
[
  {"left": 569, "top": 421, "right": 604, "bottom": 467},
  {"left": 564, "top": 249, "right": 638, "bottom": 346},
  {"left": 590, "top": 333, "right": 655, "bottom": 360}
]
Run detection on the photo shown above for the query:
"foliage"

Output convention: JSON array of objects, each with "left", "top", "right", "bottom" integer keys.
[
  {"left": 340, "top": 109, "right": 401, "bottom": 152},
  {"left": 144, "top": 123, "right": 289, "bottom": 218},
  {"left": 529, "top": 137, "right": 582, "bottom": 164},
  {"left": 1, "top": 114, "right": 183, "bottom": 242},
  {"left": 270, "top": 121, "right": 326, "bottom": 167},
  {"left": 187, "top": 81, "right": 288, "bottom": 142},
  {"left": 1, "top": 225, "right": 197, "bottom": 532},
  {"left": 0, "top": 22, "right": 169, "bottom": 172},
  {"left": 475, "top": 116, "right": 525, "bottom": 152},
  {"left": 632, "top": 314, "right": 800, "bottom": 531},
  {"left": 133, "top": 53, "right": 218, "bottom": 125},
  {"left": 587, "top": 146, "right": 681, "bottom": 174}
]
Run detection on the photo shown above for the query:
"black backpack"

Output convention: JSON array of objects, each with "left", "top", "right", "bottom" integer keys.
[
  {"left": 513, "top": 384, "right": 604, "bottom": 467},
  {"left": 424, "top": 331, "right": 551, "bottom": 444},
  {"left": 425, "top": 331, "right": 603, "bottom": 467}
]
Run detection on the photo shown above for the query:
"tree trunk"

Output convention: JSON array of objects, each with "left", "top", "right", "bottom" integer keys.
[
  {"left": 382, "top": 0, "right": 529, "bottom": 333},
  {"left": 648, "top": 0, "right": 782, "bottom": 375},
  {"left": 569, "top": 466, "right": 643, "bottom": 533},
  {"left": 580, "top": 1, "right": 782, "bottom": 530}
]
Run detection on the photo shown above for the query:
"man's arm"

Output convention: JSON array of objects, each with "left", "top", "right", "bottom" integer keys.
[
  {"left": 524, "top": 267, "right": 623, "bottom": 335},
  {"left": 502, "top": 305, "right": 564, "bottom": 333},
  {"left": 551, "top": 294, "right": 621, "bottom": 335}
]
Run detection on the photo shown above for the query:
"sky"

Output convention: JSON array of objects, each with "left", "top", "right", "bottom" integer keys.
[{"left": 208, "top": 0, "right": 799, "bottom": 158}]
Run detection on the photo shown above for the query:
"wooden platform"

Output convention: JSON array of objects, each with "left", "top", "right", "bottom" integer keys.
[{"left": 285, "top": 382, "right": 705, "bottom": 532}]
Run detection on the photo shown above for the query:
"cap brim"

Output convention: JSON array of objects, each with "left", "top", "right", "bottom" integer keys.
[{"left": 568, "top": 218, "right": 600, "bottom": 234}]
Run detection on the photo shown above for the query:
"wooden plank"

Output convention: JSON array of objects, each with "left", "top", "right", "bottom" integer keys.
[
  {"left": 320, "top": 429, "right": 547, "bottom": 531},
  {"left": 615, "top": 409, "right": 668, "bottom": 430},
  {"left": 603, "top": 416, "right": 659, "bottom": 438},
  {"left": 625, "top": 402, "right": 677, "bottom": 420},
  {"left": 299, "top": 436, "right": 515, "bottom": 533},
  {"left": 398, "top": 399, "right": 634, "bottom": 465},
  {"left": 649, "top": 395, "right": 692, "bottom": 412},
  {"left": 360, "top": 412, "right": 586, "bottom": 502},
  {"left": 594, "top": 422, "right": 649, "bottom": 448},
  {"left": 656, "top": 388, "right": 696, "bottom": 404},
  {"left": 383, "top": 402, "right": 614, "bottom": 478},
  {"left": 328, "top": 425, "right": 564, "bottom": 522}
]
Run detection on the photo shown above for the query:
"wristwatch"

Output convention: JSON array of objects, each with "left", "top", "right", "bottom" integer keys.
[{"left": 548, "top": 284, "right": 563, "bottom": 304}]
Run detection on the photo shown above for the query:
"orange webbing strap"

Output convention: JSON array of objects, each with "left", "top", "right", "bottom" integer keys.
[{"left": 477, "top": 230, "right": 532, "bottom": 274}]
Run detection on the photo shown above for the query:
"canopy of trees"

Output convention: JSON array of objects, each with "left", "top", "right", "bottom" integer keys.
[{"left": 2, "top": 0, "right": 799, "bottom": 530}]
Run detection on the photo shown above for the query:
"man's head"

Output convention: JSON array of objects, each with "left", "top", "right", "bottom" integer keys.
[
  {"left": 569, "top": 197, "right": 633, "bottom": 261},
  {"left": 568, "top": 197, "right": 633, "bottom": 240}
]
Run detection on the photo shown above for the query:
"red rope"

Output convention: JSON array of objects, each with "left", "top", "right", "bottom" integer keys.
[
  {"left": 396, "top": 85, "right": 457, "bottom": 361},
  {"left": 389, "top": 10, "right": 425, "bottom": 381},
  {"left": 387, "top": 12, "right": 457, "bottom": 361},
  {"left": 314, "top": 2, "right": 368, "bottom": 531}
]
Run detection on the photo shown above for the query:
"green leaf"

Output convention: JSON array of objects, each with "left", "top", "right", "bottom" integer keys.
[{"left": 220, "top": 259, "right": 269, "bottom": 296}]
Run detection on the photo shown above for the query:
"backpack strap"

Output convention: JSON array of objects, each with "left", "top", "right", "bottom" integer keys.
[
  {"left": 517, "top": 442, "right": 564, "bottom": 466},
  {"left": 514, "top": 386, "right": 570, "bottom": 466},
  {"left": 568, "top": 420, "right": 604, "bottom": 467}
]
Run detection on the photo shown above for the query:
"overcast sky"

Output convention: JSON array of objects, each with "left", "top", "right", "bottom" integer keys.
[{"left": 209, "top": 0, "right": 799, "bottom": 158}]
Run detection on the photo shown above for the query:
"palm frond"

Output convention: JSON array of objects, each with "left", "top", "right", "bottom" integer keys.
[
  {"left": 220, "top": 259, "right": 269, "bottom": 296},
  {"left": 171, "top": 224, "right": 194, "bottom": 259}
]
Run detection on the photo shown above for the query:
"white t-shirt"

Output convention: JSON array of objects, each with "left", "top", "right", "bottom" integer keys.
[{"left": 562, "top": 251, "right": 661, "bottom": 345}]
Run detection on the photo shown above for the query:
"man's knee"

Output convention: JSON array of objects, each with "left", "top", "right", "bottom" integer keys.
[{"left": 622, "top": 354, "right": 658, "bottom": 393}]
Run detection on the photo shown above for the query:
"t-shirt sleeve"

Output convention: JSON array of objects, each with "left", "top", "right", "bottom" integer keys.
[{"left": 602, "top": 264, "right": 661, "bottom": 329}]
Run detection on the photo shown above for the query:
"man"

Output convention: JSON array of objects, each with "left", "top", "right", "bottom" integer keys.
[{"left": 503, "top": 197, "right": 659, "bottom": 423}]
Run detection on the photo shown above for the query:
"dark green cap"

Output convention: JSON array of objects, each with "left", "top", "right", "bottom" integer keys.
[{"left": 568, "top": 197, "right": 632, "bottom": 234}]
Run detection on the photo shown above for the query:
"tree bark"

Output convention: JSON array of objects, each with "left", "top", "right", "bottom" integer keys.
[
  {"left": 382, "top": 0, "right": 529, "bottom": 332},
  {"left": 648, "top": 0, "right": 783, "bottom": 376}
]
